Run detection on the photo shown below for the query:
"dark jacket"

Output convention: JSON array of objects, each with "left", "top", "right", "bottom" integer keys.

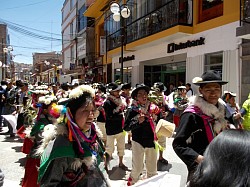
[
  {"left": 172, "top": 112, "right": 209, "bottom": 172},
  {"left": 124, "top": 107, "right": 155, "bottom": 148},
  {"left": 103, "top": 99, "right": 124, "bottom": 135}
]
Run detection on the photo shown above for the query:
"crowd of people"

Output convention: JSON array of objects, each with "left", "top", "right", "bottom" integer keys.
[{"left": 0, "top": 70, "right": 249, "bottom": 186}]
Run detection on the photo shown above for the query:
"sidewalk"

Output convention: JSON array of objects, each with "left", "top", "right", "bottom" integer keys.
[{"left": 2, "top": 179, "right": 20, "bottom": 187}]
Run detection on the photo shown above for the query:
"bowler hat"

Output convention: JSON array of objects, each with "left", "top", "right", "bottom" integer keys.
[
  {"left": 121, "top": 82, "right": 131, "bottom": 90},
  {"left": 192, "top": 70, "right": 228, "bottom": 86},
  {"left": 131, "top": 84, "right": 150, "bottom": 99},
  {"left": 107, "top": 82, "right": 122, "bottom": 92},
  {"left": 97, "top": 84, "right": 106, "bottom": 93},
  {"left": 151, "top": 82, "right": 167, "bottom": 92}
]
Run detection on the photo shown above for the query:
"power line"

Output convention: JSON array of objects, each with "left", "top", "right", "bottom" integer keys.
[
  {"left": 0, "top": 18, "right": 62, "bottom": 36},
  {"left": 0, "top": 0, "right": 50, "bottom": 11}
]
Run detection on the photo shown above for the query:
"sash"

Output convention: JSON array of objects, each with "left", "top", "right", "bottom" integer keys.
[{"left": 184, "top": 105, "right": 215, "bottom": 143}]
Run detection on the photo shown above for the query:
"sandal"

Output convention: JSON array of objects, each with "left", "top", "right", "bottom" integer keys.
[
  {"left": 158, "top": 158, "right": 169, "bottom": 165},
  {"left": 119, "top": 164, "right": 128, "bottom": 171}
]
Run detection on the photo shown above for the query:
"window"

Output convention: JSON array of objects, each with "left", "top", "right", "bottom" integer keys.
[
  {"left": 78, "top": 5, "right": 87, "bottom": 32},
  {"left": 199, "top": 0, "right": 223, "bottom": 23},
  {"left": 70, "top": 22, "right": 74, "bottom": 39},
  {"left": 70, "top": 0, "right": 74, "bottom": 10},
  {"left": 204, "top": 52, "right": 223, "bottom": 75},
  {"left": 70, "top": 46, "right": 74, "bottom": 61}
]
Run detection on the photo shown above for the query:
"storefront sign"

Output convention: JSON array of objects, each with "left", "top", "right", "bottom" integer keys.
[
  {"left": 100, "top": 36, "right": 106, "bottom": 55},
  {"left": 167, "top": 37, "right": 205, "bottom": 53},
  {"left": 119, "top": 55, "right": 135, "bottom": 63}
]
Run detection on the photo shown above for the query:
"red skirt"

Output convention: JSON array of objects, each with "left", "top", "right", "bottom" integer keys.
[
  {"left": 173, "top": 115, "right": 180, "bottom": 128},
  {"left": 17, "top": 125, "right": 26, "bottom": 139},
  {"left": 22, "top": 157, "right": 40, "bottom": 187},
  {"left": 22, "top": 138, "right": 34, "bottom": 155}
]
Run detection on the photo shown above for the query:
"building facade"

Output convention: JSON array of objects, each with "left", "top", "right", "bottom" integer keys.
[
  {"left": 85, "top": 0, "right": 245, "bottom": 103},
  {"left": 236, "top": 0, "right": 250, "bottom": 104},
  {"left": 0, "top": 24, "right": 11, "bottom": 81},
  {"left": 32, "top": 52, "right": 62, "bottom": 83},
  {"left": 61, "top": 0, "right": 96, "bottom": 84}
]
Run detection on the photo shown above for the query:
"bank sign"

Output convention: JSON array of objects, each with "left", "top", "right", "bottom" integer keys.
[{"left": 167, "top": 37, "right": 205, "bottom": 53}]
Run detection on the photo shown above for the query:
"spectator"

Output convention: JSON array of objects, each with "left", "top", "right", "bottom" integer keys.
[
  {"left": 186, "top": 83, "right": 194, "bottom": 97},
  {"left": 188, "top": 129, "right": 250, "bottom": 187},
  {"left": 223, "top": 91, "right": 243, "bottom": 129},
  {"left": 172, "top": 70, "right": 229, "bottom": 181},
  {"left": 0, "top": 81, "right": 7, "bottom": 131},
  {"left": 241, "top": 93, "right": 250, "bottom": 130}
]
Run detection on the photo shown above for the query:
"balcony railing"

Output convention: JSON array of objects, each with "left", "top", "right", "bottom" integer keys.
[
  {"left": 107, "top": 0, "right": 193, "bottom": 51},
  {"left": 240, "top": 0, "right": 250, "bottom": 25}
]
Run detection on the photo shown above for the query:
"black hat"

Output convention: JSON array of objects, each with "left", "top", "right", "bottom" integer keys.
[
  {"left": 16, "top": 80, "right": 23, "bottom": 87},
  {"left": 19, "top": 81, "right": 28, "bottom": 87},
  {"left": 121, "top": 82, "right": 131, "bottom": 90},
  {"left": 107, "top": 82, "right": 122, "bottom": 92},
  {"left": 1, "top": 80, "right": 8, "bottom": 86},
  {"left": 97, "top": 84, "right": 106, "bottom": 93},
  {"left": 151, "top": 82, "right": 167, "bottom": 92},
  {"left": 131, "top": 84, "right": 150, "bottom": 99},
  {"left": 192, "top": 70, "right": 228, "bottom": 86}
]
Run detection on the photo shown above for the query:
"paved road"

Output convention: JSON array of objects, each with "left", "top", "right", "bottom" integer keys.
[{"left": 0, "top": 126, "right": 187, "bottom": 187}]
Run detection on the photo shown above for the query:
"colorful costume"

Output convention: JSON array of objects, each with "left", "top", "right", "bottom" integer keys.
[
  {"left": 38, "top": 112, "right": 108, "bottom": 186},
  {"left": 124, "top": 99, "right": 161, "bottom": 185},
  {"left": 22, "top": 114, "right": 53, "bottom": 187},
  {"left": 173, "top": 96, "right": 228, "bottom": 179}
]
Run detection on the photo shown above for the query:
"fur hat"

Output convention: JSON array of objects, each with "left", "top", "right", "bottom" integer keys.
[{"left": 192, "top": 70, "right": 228, "bottom": 86}]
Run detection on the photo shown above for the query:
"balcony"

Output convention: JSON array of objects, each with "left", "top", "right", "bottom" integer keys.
[
  {"left": 107, "top": 0, "right": 193, "bottom": 51},
  {"left": 236, "top": 0, "right": 250, "bottom": 39}
]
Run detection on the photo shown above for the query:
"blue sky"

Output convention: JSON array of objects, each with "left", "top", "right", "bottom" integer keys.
[{"left": 0, "top": 0, "right": 64, "bottom": 64}]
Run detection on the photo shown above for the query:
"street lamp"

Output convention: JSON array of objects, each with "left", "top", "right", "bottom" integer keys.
[
  {"left": 110, "top": 1, "right": 131, "bottom": 83},
  {"left": 44, "top": 60, "right": 50, "bottom": 83}
]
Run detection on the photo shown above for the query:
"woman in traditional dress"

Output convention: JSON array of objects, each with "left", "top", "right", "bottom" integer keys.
[
  {"left": 37, "top": 85, "right": 109, "bottom": 187},
  {"left": 22, "top": 95, "right": 57, "bottom": 187}
]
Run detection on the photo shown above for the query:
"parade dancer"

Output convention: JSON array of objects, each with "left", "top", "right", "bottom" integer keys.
[
  {"left": 124, "top": 84, "right": 162, "bottom": 186},
  {"left": 37, "top": 85, "right": 109, "bottom": 186},
  {"left": 149, "top": 82, "right": 170, "bottom": 165},
  {"left": 95, "top": 83, "right": 107, "bottom": 145},
  {"left": 103, "top": 82, "right": 128, "bottom": 171},
  {"left": 121, "top": 83, "right": 132, "bottom": 144},
  {"left": 173, "top": 70, "right": 229, "bottom": 182},
  {"left": 22, "top": 95, "right": 57, "bottom": 187}
]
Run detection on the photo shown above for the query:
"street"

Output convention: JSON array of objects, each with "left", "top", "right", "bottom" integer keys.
[{"left": 0, "top": 126, "right": 187, "bottom": 187}]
